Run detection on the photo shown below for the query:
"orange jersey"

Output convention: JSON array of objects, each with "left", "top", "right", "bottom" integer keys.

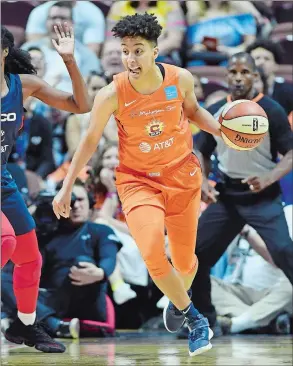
[{"left": 113, "top": 63, "right": 193, "bottom": 174}]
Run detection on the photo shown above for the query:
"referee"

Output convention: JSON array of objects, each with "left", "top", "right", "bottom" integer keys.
[{"left": 188, "top": 52, "right": 293, "bottom": 336}]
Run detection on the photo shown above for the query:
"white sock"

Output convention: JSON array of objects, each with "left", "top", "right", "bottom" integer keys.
[
  {"left": 18, "top": 311, "right": 36, "bottom": 326},
  {"left": 230, "top": 313, "right": 257, "bottom": 334}
]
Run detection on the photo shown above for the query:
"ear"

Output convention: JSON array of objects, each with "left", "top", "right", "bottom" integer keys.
[
  {"left": 3, "top": 48, "right": 9, "bottom": 57},
  {"left": 154, "top": 46, "right": 159, "bottom": 60}
]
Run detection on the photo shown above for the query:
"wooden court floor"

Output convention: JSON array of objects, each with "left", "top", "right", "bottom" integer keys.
[{"left": 1, "top": 333, "right": 292, "bottom": 365}]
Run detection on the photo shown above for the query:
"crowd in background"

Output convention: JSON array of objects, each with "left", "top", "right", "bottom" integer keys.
[{"left": 1, "top": 0, "right": 293, "bottom": 338}]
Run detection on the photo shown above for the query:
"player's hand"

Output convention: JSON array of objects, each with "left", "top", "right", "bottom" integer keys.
[
  {"left": 69, "top": 262, "right": 104, "bottom": 286},
  {"left": 242, "top": 174, "right": 273, "bottom": 193},
  {"left": 100, "top": 168, "right": 116, "bottom": 193},
  {"left": 201, "top": 178, "right": 219, "bottom": 204},
  {"left": 52, "top": 22, "right": 74, "bottom": 60},
  {"left": 52, "top": 187, "right": 72, "bottom": 219}
]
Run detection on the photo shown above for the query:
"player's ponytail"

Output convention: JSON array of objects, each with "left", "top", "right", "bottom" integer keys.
[{"left": 1, "top": 26, "right": 36, "bottom": 75}]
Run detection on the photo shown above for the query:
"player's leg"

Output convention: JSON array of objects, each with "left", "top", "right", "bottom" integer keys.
[
  {"left": 240, "top": 197, "right": 293, "bottom": 284},
  {"left": 126, "top": 205, "right": 191, "bottom": 310},
  {"left": 1, "top": 211, "right": 16, "bottom": 268},
  {"left": 163, "top": 191, "right": 213, "bottom": 355},
  {"left": 2, "top": 190, "right": 65, "bottom": 352}
]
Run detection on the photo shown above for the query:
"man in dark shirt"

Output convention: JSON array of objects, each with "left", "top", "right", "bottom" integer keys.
[
  {"left": 1, "top": 180, "right": 121, "bottom": 338},
  {"left": 247, "top": 39, "right": 293, "bottom": 118},
  {"left": 176, "top": 52, "right": 293, "bottom": 338}
]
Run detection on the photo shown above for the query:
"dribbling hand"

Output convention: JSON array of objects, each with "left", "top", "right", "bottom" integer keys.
[
  {"left": 52, "top": 187, "right": 72, "bottom": 219},
  {"left": 52, "top": 22, "right": 74, "bottom": 59}
]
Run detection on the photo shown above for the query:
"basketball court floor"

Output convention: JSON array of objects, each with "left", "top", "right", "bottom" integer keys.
[{"left": 1, "top": 332, "right": 292, "bottom": 365}]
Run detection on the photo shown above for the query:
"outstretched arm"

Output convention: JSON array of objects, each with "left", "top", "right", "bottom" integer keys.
[
  {"left": 53, "top": 82, "right": 118, "bottom": 219},
  {"left": 21, "top": 23, "right": 91, "bottom": 113},
  {"left": 179, "top": 69, "right": 221, "bottom": 137}
]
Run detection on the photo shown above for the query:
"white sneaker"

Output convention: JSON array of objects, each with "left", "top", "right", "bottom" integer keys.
[
  {"left": 156, "top": 295, "right": 169, "bottom": 309},
  {"left": 113, "top": 283, "right": 137, "bottom": 305}
]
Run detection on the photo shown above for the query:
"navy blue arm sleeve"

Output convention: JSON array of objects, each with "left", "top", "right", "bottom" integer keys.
[{"left": 93, "top": 225, "right": 122, "bottom": 279}]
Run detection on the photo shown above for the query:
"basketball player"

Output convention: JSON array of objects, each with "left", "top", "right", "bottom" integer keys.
[
  {"left": 179, "top": 52, "right": 293, "bottom": 338},
  {"left": 1, "top": 24, "right": 91, "bottom": 352},
  {"left": 53, "top": 14, "right": 221, "bottom": 356}
]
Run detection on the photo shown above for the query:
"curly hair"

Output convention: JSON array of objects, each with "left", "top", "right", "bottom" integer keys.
[
  {"left": 111, "top": 13, "right": 162, "bottom": 45},
  {"left": 1, "top": 26, "right": 36, "bottom": 75},
  {"left": 246, "top": 39, "right": 284, "bottom": 65}
]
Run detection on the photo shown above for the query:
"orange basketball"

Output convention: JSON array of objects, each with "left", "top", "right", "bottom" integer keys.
[{"left": 219, "top": 100, "right": 269, "bottom": 151}]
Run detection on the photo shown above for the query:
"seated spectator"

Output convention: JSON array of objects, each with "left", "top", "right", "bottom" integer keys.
[
  {"left": 25, "top": 0, "right": 105, "bottom": 56},
  {"left": 101, "top": 38, "right": 124, "bottom": 83},
  {"left": 13, "top": 95, "right": 55, "bottom": 179},
  {"left": 65, "top": 72, "right": 108, "bottom": 159},
  {"left": 212, "top": 221, "right": 293, "bottom": 335},
  {"left": 22, "top": 1, "right": 101, "bottom": 93},
  {"left": 247, "top": 39, "right": 293, "bottom": 118},
  {"left": 106, "top": 1, "right": 185, "bottom": 63},
  {"left": 88, "top": 143, "right": 148, "bottom": 305},
  {"left": 186, "top": 0, "right": 258, "bottom": 66},
  {"left": 1, "top": 180, "right": 122, "bottom": 338}
]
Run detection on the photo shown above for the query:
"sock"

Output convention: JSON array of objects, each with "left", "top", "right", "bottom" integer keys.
[
  {"left": 230, "top": 313, "right": 257, "bottom": 333},
  {"left": 181, "top": 302, "right": 199, "bottom": 326},
  {"left": 18, "top": 311, "right": 36, "bottom": 326}
]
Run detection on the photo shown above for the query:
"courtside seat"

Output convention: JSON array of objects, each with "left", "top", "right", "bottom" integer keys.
[{"left": 63, "top": 295, "right": 115, "bottom": 337}]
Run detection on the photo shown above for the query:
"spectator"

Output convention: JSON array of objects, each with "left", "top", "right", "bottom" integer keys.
[
  {"left": 88, "top": 143, "right": 147, "bottom": 305},
  {"left": 25, "top": 0, "right": 105, "bottom": 56},
  {"left": 65, "top": 72, "right": 108, "bottom": 158},
  {"left": 247, "top": 39, "right": 293, "bottom": 118},
  {"left": 106, "top": 1, "right": 185, "bottom": 61},
  {"left": 14, "top": 95, "right": 55, "bottom": 179},
  {"left": 186, "top": 0, "right": 258, "bottom": 65},
  {"left": 1, "top": 180, "right": 121, "bottom": 338},
  {"left": 22, "top": 1, "right": 101, "bottom": 92},
  {"left": 100, "top": 38, "right": 124, "bottom": 83},
  {"left": 212, "top": 223, "right": 292, "bottom": 335}
]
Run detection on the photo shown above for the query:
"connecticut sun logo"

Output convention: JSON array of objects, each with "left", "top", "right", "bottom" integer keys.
[{"left": 145, "top": 120, "right": 165, "bottom": 137}]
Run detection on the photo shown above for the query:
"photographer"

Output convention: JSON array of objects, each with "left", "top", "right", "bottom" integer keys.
[{"left": 1, "top": 179, "right": 121, "bottom": 338}]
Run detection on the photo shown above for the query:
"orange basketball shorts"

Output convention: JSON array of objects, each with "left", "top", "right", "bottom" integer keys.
[{"left": 115, "top": 153, "right": 202, "bottom": 278}]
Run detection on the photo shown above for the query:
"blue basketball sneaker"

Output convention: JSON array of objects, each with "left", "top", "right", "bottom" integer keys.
[
  {"left": 187, "top": 314, "right": 213, "bottom": 356},
  {"left": 163, "top": 289, "right": 192, "bottom": 333}
]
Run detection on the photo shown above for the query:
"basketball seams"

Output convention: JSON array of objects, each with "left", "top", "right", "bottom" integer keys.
[
  {"left": 220, "top": 123, "right": 267, "bottom": 135},
  {"left": 222, "top": 114, "right": 268, "bottom": 121}
]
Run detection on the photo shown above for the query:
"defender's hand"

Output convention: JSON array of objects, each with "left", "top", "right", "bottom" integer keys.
[{"left": 52, "top": 22, "right": 74, "bottom": 59}]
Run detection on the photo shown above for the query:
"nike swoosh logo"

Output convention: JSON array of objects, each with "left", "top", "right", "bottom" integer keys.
[
  {"left": 125, "top": 100, "right": 136, "bottom": 107},
  {"left": 182, "top": 305, "right": 191, "bottom": 315},
  {"left": 190, "top": 168, "right": 198, "bottom": 177}
]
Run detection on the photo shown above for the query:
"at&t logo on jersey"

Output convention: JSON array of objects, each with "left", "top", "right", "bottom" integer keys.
[
  {"left": 139, "top": 137, "right": 175, "bottom": 153},
  {"left": 1, "top": 112, "right": 17, "bottom": 122},
  {"left": 145, "top": 120, "right": 165, "bottom": 137}
]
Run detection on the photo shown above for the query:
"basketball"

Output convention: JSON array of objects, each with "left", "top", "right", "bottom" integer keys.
[{"left": 219, "top": 100, "right": 269, "bottom": 151}]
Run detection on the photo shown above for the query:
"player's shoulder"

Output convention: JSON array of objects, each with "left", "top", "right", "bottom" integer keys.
[
  {"left": 177, "top": 67, "right": 194, "bottom": 83},
  {"left": 93, "top": 81, "right": 118, "bottom": 112}
]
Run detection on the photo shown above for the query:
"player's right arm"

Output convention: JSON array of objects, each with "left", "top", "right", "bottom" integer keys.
[{"left": 52, "top": 82, "right": 118, "bottom": 219}]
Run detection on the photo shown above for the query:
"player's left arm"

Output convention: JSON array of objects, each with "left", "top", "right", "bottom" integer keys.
[
  {"left": 179, "top": 68, "right": 221, "bottom": 137},
  {"left": 21, "top": 23, "right": 91, "bottom": 114},
  {"left": 243, "top": 103, "right": 293, "bottom": 192}
]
